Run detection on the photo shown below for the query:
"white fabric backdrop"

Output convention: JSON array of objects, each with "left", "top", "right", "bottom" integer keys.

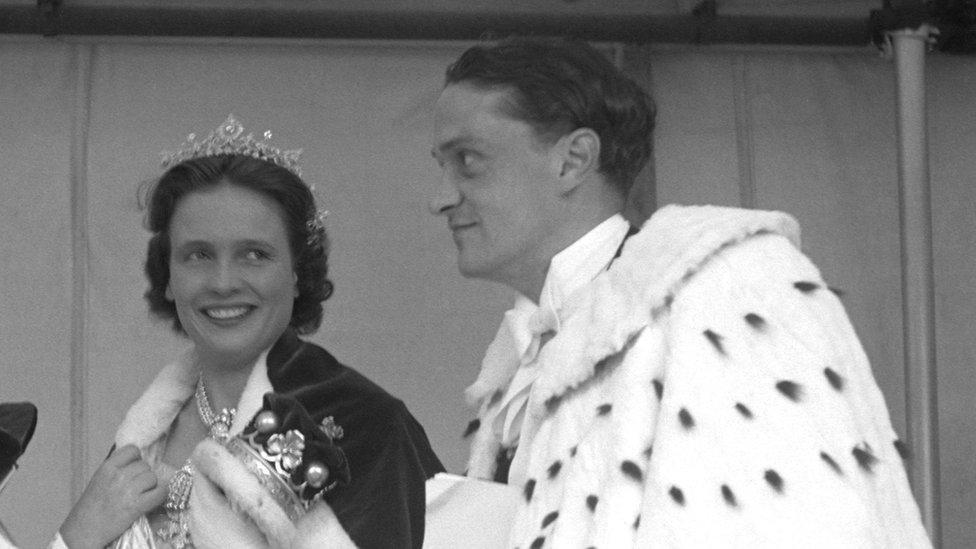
[
  {"left": 0, "top": 36, "right": 972, "bottom": 547},
  {"left": 0, "top": 38, "right": 77, "bottom": 549}
]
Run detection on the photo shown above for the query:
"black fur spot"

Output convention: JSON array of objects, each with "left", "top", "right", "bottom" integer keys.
[
  {"left": 775, "top": 380, "right": 802, "bottom": 402},
  {"left": 734, "top": 402, "right": 753, "bottom": 419},
  {"left": 678, "top": 408, "right": 695, "bottom": 429},
  {"left": 853, "top": 444, "right": 878, "bottom": 473},
  {"left": 764, "top": 469, "right": 784, "bottom": 493},
  {"left": 621, "top": 460, "right": 644, "bottom": 483},
  {"left": 821, "top": 451, "right": 843, "bottom": 475},
  {"left": 462, "top": 418, "right": 480, "bottom": 438},
  {"left": 488, "top": 389, "right": 504, "bottom": 407},
  {"left": 596, "top": 403, "right": 613, "bottom": 416},
  {"left": 541, "top": 511, "right": 559, "bottom": 528},
  {"left": 652, "top": 379, "right": 663, "bottom": 400},
  {"left": 669, "top": 485, "right": 685, "bottom": 505},
  {"left": 633, "top": 515, "right": 641, "bottom": 529},
  {"left": 744, "top": 313, "right": 766, "bottom": 330},
  {"left": 570, "top": 445, "right": 578, "bottom": 458},
  {"left": 524, "top": 478, "right": 536, "bottom": 502},
  {"left": 703, "top": 329, "right": 726, "bottom": 355},
  {"left": 643, "top": 444, "right": 653, "bottom": 458},
  {"left": 824, "top": 367, "right": 844, "bottom": 391},
  {"left": 547, "top": 460, "right": 562, "bottom": 479},
  {"left": 794, "top": 281, "right": 820, "bottom": 293},
  {"left": 664, "top": 293, "right": 675, "bottom": 308},
  {"left": 594, "top": 356, "right": 612, "bottom": 375},
  {"left": 530, "top": 536, "right": 545, "bottom": 549},
  {"left": 544, "top": 395, "right": 562, "bottom": 413},
  {"left": 586, "top": 494, "right": 598, "bottom": 512},
  {"left": 894, "top": 439, "right": 910, "bottom": 460},
  {"left": 721, "top": 484, "right": 738, "bottom": 507}
]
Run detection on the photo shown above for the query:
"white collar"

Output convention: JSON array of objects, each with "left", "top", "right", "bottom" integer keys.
[
  {"left": 464, "top": 214, "right": 632, "bottom": 405},
  {"left": 532, "top": 213, "right": 631, "bottom": 331},
  {"left": 483, "top": 214, "right": 632, "bottom": 454}
]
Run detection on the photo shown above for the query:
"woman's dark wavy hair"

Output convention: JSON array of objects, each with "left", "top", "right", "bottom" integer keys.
[
  {"left": 143, "top": 154, "right": 333, "bottom": 335},
  {"left": 445, "top": 36, "right": 656, "bottom": 195}
]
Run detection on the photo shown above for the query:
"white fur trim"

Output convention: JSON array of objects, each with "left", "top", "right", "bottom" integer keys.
[
  {"left": 463, "top": 205, "right": 800, "bottom": 419},
  {"left": 293, "top": 502, "right": 358, "bottom": 549},
  {"left": 189, "top": 467, "right": 269, "bottom": 549},
  {"left": 191, "top": 438, "right": 296, "bottom": 548},
  {"left": 114, "top": 349, "right": 273, "bottom": 459},
  {"left": 232, "top": 351, "right": 274, "bottom": 434},
  {"left": 115, "top": 348, "right": 197, "bottom": 451},
  {"left": 464, "top": 205, "right": 800, "bottom": 479},
  {"left": 527, "top": 205, "right": 800, "bottom": 416}
]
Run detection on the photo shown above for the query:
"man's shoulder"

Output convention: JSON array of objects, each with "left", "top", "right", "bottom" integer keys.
[
  {"left": 556, "top": 204, "right": 805, "bottom": 345},
  {"left": 610, "top": 204, "right": 801, "bottom": 290}
]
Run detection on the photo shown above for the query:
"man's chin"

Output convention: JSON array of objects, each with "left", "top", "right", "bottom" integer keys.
[
  {"left": 456, "top": 258, "right": 485, "bottom": 279},
  {"left": 456, "top": 260, "right": 507, "bottom": 288}
]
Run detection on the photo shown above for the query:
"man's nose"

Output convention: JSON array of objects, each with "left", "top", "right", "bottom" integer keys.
[{"left": 428, "top": 173, "right": 461, "bottom": 216}]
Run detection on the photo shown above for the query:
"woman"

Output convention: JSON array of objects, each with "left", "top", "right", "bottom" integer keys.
[{"left": 56, "top": 116, "right": 444, "bottom": 548}]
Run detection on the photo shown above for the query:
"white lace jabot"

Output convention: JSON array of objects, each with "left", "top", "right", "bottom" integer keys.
[{"left": 483, "top": 214, "right": 632, "bottom": 484}]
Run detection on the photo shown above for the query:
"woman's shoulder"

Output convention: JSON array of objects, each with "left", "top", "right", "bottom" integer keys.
[
  {"left": 268, "top": 331, "right": 446, "bottom": 481},
  {"left": 266, "top": 331, "right": 414, "bottom": 422}
]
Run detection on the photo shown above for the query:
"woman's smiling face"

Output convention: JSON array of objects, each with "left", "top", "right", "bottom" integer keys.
[{"left": 166, "top": 182, "right": 297, "bottom": 367}]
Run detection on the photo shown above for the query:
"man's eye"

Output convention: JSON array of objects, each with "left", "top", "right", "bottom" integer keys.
[
  {"left": 244, "top": 249, "right": 269, "bottom": 261},
  {"left": 186, "top": 250, "right": 209, "bottom": 261}
]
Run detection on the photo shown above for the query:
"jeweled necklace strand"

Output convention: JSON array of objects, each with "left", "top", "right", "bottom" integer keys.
[
  {"left": 194, "top": 373, "right": 237, "bottom": 440},
  {"left": 157, "top": 375, "right": 237, "bottom": 547}
]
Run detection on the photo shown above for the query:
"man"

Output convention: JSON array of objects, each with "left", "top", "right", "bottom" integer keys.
[{"left": 429, "top": 37, "right": 930, "bottom": 547}]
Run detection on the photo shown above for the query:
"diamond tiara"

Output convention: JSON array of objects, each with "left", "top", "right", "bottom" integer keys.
[{"left": 160, "top": 114, "right": 303, "bottom": 177}]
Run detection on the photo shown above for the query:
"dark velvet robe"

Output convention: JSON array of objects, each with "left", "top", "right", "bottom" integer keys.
[{"left": 267, "top": 329, "right": 444, "bottom": 549}]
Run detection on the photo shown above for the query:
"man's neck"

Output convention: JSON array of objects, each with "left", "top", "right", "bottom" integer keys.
[{"left": 513, "top": 211, "right": 625, "bottom": 303}]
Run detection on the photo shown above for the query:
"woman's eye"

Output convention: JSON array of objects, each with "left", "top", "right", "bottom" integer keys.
[
  {"left": 186, "top": 250, "right": 209, "bottom": 261},
  {"left": 244, "top": 249, "right": 269, "bottom": 261}
]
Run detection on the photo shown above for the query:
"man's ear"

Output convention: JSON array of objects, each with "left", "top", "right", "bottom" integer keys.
[{"left": 555, "top": 127, "right": 600, "bottom": 194}]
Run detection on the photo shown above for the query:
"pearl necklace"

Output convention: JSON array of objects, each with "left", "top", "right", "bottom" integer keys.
[{"left": 156, "top": 375, "right": 237, "bottom": 548}]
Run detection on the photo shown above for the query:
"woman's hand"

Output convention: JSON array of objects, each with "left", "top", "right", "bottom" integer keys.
[{"left": 59, "top": 444, "right": 168, "bottom": 549}]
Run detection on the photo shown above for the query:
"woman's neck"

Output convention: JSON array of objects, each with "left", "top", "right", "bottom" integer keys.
[{"left": 197, "top": 353, "right": 259, "bottom": 413}]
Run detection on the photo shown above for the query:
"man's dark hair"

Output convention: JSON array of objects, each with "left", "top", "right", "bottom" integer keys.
[{"left": 445, "top": 36, "right": 656, "bottom": 194}]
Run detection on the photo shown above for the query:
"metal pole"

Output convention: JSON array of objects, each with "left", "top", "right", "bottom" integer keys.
[{"left": 890, "top": 25, "right": 941, "bottom": 546}]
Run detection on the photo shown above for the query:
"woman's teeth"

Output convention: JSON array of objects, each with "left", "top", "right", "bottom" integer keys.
[{"left": 205, "top": 306, "right": 250, "bottom": 320}]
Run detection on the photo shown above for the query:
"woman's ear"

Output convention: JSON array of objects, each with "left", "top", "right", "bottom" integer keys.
[{"left": 555, "top": 127, "right": 600, "bottom": 194}]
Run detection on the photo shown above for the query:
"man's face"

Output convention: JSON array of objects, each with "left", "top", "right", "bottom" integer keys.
[{"left": 429, "top": 83, "right": 561, "bottom": 290}]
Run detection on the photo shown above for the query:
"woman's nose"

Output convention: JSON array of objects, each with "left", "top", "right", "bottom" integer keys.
[{"left": 209, "top": 261, "right": 243, "bottom": 294}]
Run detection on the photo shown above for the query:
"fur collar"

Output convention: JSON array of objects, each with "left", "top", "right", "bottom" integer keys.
[
  {"left": 467, "top": 204, "right": 800, "bottom": 418},
  {"left": 114, "top": 346, "right": 272, "bottom": 465}
]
